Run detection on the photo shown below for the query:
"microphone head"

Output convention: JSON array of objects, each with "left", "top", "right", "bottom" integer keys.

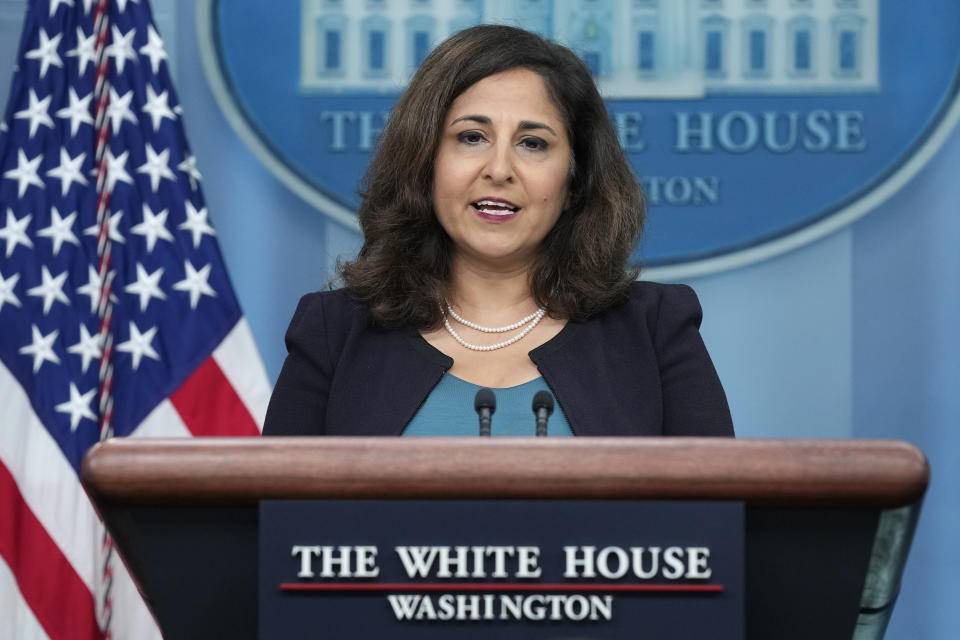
[
  {"left": 474, "top": 388, "right": 496, "bottom": 414},
  {"left": 532, "top": 390, "right": 554, "bottom": 416}
]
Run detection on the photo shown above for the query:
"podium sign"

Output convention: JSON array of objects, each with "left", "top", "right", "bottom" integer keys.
[{"left": 259, "top": 500, "right": 744, "bottom": 639}]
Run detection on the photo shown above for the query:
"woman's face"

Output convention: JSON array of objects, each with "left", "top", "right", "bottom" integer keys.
[{"left": 432, "top": 68, "right": 571, "bottom": 272}]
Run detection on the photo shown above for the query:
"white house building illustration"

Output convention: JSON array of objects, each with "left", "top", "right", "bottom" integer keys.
[{"left": 299, "top": 0, "right": 879, "bottom": 98}]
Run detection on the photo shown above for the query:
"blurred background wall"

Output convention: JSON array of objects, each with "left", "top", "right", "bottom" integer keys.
[{"left": 1, "top": 0, "right": 956, "bottom": 636}]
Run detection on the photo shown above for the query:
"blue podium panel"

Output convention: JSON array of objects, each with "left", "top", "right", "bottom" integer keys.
[{"left": 260, "top": 500, "right": 744, "bottom": 640}]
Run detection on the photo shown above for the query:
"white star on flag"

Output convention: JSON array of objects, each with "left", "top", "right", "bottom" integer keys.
[
  {"left": 179, "top": 202, "right": 216, "bottom": 248},
  {"left": 24, "top": 28, "right": 63, "bottom": 78},
  {"left": 116, "top": 321, "right": 160, "bottom": 370},
  {"left": 67, "top": 323, "right": 102, "bottom": 374},
  {"left": 124, "top": 263, "right": 166, "bottom": 311},
  {"left": 27, "top": 265, "right": 70, "bottom": 315},
  {"left": 3, "top": 149, "right": 45, "bottom": 197},
  {"left": 136, "top": 144, "right": 176, "bottom": 192},
  {"left": 142, "top": 85, "right": 176, "bottom": 131},
  {"left": 177, "top": 154, "right": 203, "bottom": 191},
  {"left": 106, "top": 25, "right": 137, "bottom": 73},
  {"left": 18, "top": 325, "right": 61, "bottom": 373},
  {"left": 55, "top": 383, "right": 97, "bottom": 432},
  {"left": 130, "top": 204, "right": 174, "bottom": 252},
  {"left": 55, "top": 88, "right": 95, "bottom": 136},
  {"left": 0, "top": 271, "right": 22, "bottom": 313},
  {"left": 75, "top": 264, "right": 117, "bottom": 312},
  {"left": 48, "top": 0, "right": 75, "bottom": 18},
  {"left": 139, "top": 25, "right": 167, "bottom": 74},
  {"left": 0, "top": 209, "right": 34, "bottom": 257},
  {"left": 47, "top": 148, "right": 89, "bottom": 196},
  {"left": 106, "top": 88, "right": 138, "bottom": 134},
  {"left": 83, "top": 210, "right": 126, "bottom": 244},
  {"left": 66, "top": 26, "right": 97, "bottom": 75},
  {"left": 14, "top": 89, "right": 55, "bottom": 138},
  {"left": 37, "top": 207, "right": 80, "bottom": 255},
  {"left": 102, "top": 150, "right": 134, "bottom": 192},
  {"left": 174, "top": 260, "right": 216, "bottom": 309},
  {"left": 116, "top": 0, "right": 142, "bottom": 13}
]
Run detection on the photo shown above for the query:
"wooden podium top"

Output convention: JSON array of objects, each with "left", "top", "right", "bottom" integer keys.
[{"left": 82, "top": 437, "right": 928, "bottom": 508}]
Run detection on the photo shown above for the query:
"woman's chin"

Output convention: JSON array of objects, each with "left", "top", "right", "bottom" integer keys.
[{"left": 454, "top": 244, "right": 536, "bottom": 271}]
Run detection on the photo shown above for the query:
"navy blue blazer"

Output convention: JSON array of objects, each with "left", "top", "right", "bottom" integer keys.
[{"left": 263, "top": 282, "right": 733, "bottom": 437}]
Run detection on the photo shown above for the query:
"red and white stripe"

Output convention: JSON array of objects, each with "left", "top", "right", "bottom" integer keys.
[
  {"left": 0, "top": 556, "right": 49, "bottom": 640},
  {"left": 0, "top": 318, "right": 270, "bottom": 639}
]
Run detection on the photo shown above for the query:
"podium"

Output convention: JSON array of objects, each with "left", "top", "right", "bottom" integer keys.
[{"left": 81, "top": 438, "right": 928, "bottom": 639}]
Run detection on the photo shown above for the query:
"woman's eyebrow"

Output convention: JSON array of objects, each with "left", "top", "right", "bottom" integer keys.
[
  {"left": 518, "top": 120, "right": 557, "bottom": 136},
  {"left": 450, "top": 114, "right": 491, "bottom": 126},
  {"left": 450, "top": 114, "right": 558, "bottom": 137}
]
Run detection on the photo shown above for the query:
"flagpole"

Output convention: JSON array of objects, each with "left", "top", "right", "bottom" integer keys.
[{"left": 92, "top": 0, "right": 116, "bottom": 636}]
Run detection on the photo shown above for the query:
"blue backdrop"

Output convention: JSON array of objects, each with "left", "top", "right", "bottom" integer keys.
[{"left": 0, "top": 1, "right": 955, "bottom": 636}]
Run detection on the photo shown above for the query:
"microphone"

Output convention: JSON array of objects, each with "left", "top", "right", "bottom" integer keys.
[
  {"left": 532, "top": 390, "right": 554, "bottom": 437},
  {"left": 474, "top": 388, "right": 496, "bottom": 437}
]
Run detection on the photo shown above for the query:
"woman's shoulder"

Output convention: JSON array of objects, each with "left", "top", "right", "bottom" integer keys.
[
  {"left": 289, "top": 288, "right": 367, "bottom": 323},
  {"left": 284, "top": 288, "right": 371, "bottom": 347},
  {"left": 614, "top": 281, "right": 703, "bottom": 323},
  {"left": 561, "top": 281, "right": 703, "bottom": 353}
]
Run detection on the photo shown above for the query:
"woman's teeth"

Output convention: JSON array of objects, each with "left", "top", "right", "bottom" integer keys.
[{"left": 472, "top": 200, "right": 518, "bottom": 215}]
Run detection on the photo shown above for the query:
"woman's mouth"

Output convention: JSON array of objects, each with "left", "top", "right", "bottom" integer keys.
[{"left": 471, "top": 199, "right": 520, "bottom": 221}]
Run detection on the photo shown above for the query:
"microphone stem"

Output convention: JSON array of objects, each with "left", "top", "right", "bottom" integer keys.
[
  {"left": 535, "top": 409, "right": 548, "bottom": 437},
  {"left": 479, "top": 410, "right": 491, "bottom": 437}
]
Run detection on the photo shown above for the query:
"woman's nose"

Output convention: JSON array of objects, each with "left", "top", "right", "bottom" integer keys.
[{"left": 482, "top": 143, "right": 514, "bottom": 184}]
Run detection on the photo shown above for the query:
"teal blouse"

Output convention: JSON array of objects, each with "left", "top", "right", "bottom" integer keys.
[{"left": 403, "top": 374, "right": 573, "bottom": 437}]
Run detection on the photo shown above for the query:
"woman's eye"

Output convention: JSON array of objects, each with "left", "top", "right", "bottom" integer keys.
[
  {"left": 520, "top": 137, "right": 548, "bottom": 151},
  {"left": 458, "top": 131, "right": 486, "bottom": 145}
]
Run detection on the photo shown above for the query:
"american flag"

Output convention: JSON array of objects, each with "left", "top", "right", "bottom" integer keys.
[{"left": 0, "top": 1, "right": 271, "bottom": 638}]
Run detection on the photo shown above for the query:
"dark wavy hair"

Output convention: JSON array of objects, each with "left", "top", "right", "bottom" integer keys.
[{"left": 339, "top": 24, "right": 644, "bottom": 329}]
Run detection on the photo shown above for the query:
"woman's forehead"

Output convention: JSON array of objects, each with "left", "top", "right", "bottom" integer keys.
[{"left": 445, "top": 69, "right": 565, "bottom": 129}]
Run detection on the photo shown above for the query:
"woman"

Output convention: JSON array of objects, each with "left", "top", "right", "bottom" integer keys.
[{"left": 263, "top": 25, "right": 733, "bottom": 437}]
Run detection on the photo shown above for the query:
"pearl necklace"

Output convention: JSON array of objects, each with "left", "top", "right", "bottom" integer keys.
[
  {"left": 443, "top": 302, "right": 546, "bottom": 352},
  {"left": 446, "top": 304, "right": 543, "bottom": 333}
]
